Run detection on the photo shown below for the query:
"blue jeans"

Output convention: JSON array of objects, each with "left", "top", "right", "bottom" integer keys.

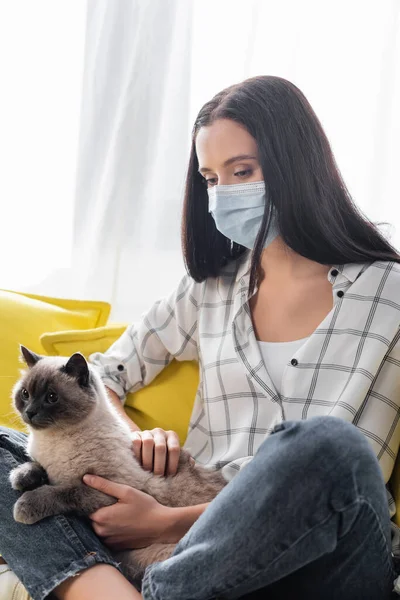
[{"left": 0, "top": 417, "right": 397, "bottom": 600}]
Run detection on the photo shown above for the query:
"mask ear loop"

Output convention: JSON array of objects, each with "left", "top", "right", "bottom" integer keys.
[{"left": 216, "top": 238, "right": 235, "bottom": 303}]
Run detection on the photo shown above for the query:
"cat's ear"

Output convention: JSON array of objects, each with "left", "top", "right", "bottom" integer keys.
[
  {"left": 20, "top": 345, "right": 43, "bottom": 368},
  {"left": 63, "top": 353, "right": 90, "bottom": 387}
]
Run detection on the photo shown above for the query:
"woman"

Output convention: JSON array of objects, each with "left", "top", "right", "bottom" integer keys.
[{"left": 1, "top": 75, "right": 400, "bottom": 600}]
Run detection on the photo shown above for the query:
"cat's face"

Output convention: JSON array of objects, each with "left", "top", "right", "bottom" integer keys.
[{"left": 13, "top": 347, "right": 97, "bottom": 430}]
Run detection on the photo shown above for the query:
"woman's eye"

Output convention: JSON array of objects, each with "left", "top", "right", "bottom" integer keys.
[
  {"left": 21, "top": 388, "right": 29, "bottom": 400},
  {"left": 234, "top": 169, "right": 252, "bottom": 178},
  {"left": 205, "top": 177, "right": 218, "bottom": 187},
  {"left": 47, "top": 392, "right": 58, "bottom": 404}
]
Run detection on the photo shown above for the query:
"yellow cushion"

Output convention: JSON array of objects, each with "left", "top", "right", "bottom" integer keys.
[
  {"left": 41, "top": 323, "right": 127, "bottom": 356},
  {"left": 40, "top": 325, "right": 198, "bottom": 444},
  {"left": 124, "top": 359, "right": 198, "bottom": 445},
  {"left": 391, "top": 454, "right": 400, "bottom": 527},
  {"left": 0, "top": 290, "right": 110, "bottom": 431}
]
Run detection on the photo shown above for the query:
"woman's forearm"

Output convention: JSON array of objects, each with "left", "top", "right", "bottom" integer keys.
[
  {"left": 162, "top": 503, "right": 210, "bottom": 543},
  {"left": 106, "top": 386, "right": 141, "bottom": 432}
]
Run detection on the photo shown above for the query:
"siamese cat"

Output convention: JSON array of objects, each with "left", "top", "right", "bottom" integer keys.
[{"left": 10, "top": 347, "right": 226, "bottom": 581}]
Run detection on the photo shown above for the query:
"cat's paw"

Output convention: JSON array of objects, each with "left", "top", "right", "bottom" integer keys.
[
  {"left": 13, "top": 491, "right": 43, "bottom": 524},
  {"left": 10, "top": 462, "right": 48, "bottom": 492}
]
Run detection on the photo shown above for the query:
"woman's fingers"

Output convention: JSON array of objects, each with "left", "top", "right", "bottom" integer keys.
[
  {"left": 140, "top": 430, "right": 155, "bottom": 471},
  {"left": 131, "top": 429, "right": 181, "bottom": 476},
  {"left": 132, "top": 433, "right": 143, "bottom": 462},
  {"left": 152, "top": 428, "right": 168, "bottom": 476},
  {"left": 165, "top": 430, "right": 181, "bottom": 476}
]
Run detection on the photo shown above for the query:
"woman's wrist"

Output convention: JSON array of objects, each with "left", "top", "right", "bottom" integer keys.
[{"left": 159, "top": 503, "right": 210, "bottom": 544}]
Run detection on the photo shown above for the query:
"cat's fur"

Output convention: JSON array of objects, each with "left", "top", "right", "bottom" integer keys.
[{"left": 10, "top": 347, "right": 226, "bottom": 581}]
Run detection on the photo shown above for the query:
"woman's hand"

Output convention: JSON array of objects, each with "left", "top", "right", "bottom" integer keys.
[
  {"left": 83, "top": 475, "right": 174, "bottom": 550},
  {"left": 132, "top": 428, "right": 181, "bottom": 476},
  {"left": 84, "top": 474, "right": 210, "bottom": 550}
]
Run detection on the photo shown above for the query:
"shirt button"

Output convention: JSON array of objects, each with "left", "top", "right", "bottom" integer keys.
[
  {"left": 291, "top": 358, "right": 298, "bottom": 366},
  {"left": 337, "top": 291, "right": 344, "bottom": 298},
  {"left": 331, "top": 269, "right": 339, "bottom": 277},
  {"left": 117, "top": 364, "right": 124, "bottom": 371}
]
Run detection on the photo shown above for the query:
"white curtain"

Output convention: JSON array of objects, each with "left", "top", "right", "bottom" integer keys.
[
  {"left": 72, "top": 0, "right": 193, "bottom": 322},
  {"left": 0, "top": 1, "right": 86, "bottom": 292},
  {"left": 3, "top": 1, "right": 399, "bottom": 324}
]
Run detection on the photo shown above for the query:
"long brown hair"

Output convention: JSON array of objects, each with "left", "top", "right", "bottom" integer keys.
[{"left": 182, "top": 75, "right": 400, "bottom": 294}]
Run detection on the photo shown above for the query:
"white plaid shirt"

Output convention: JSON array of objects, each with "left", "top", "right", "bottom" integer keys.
[{"left": 90, "top": 252, "right": 400, "bottom": 551}]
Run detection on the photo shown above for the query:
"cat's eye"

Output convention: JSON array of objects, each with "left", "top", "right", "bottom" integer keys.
[
  {"left": 46, "top": 392, "right": 58, "bottom": 404},
  {"left": 21, "top": 388, "right": 29, "bottom": 400}
]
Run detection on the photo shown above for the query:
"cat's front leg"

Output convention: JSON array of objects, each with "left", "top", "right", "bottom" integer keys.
[
  {"left": 10, "top": 461, "right": 48, "bottom": 492},
  {"left": 13, "top": 487, "right": 54, "bottom": 524},
  {"left": 13, "top": 483, "right": 117, "bottom": 525}
]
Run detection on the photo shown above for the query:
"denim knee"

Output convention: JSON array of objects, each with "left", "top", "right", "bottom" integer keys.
[
  {"left": 271, "top": 415, "right": 373, "bottom": 455},
  {"left": 0, "top": 425, "right": 13, "bottom": 438},
  {"left": 0, "top": 426, "right": 27, "bottom": 441},
  {"left": 0, "top": 426, "right": 29, "bottom": 461},
  {"left": 267, "top": 416, "right": 383, "bottom": 492}
]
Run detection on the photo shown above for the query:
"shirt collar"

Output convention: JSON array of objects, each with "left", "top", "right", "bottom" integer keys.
[
  {"left": 235, "top": 250, "right": 368, "bottom": 286},
  {"left": 331, "top": 262, "right": 368, "bottom": 284}
]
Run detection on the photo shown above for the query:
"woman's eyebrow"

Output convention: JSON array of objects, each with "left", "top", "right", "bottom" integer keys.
[
  {"left": 223, "top": 154, "right": 257, "bottom": 167},
  {"left": 199, "top": 154, "right": 257, "bottom": 174}
]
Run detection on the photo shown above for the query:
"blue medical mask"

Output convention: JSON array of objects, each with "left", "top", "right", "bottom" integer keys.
[{"left": 207, "top": 181, "right": 279, "bottom": 250}]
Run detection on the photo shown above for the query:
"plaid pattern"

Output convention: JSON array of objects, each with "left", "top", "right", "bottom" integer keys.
[{"left": 90, "top": 252, "right": 400, "bottom": 552}]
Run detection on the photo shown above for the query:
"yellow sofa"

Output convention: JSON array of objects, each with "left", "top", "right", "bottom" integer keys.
[{"left": 1, "top": 288, "right": 399, "bottom": 527}]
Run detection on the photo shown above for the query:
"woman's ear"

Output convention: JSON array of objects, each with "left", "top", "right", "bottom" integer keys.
[{"left": 20, "top": 345, "right": 43, "bottom": 368}]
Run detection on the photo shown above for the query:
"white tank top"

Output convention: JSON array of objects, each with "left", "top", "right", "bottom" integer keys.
[{"left": 258, "top": 337, "right": 309, "bottom": 394}]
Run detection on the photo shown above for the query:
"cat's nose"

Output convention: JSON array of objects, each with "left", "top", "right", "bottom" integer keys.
[{"left": 26, "top": 409, "right": 38, "bottom": 421}]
